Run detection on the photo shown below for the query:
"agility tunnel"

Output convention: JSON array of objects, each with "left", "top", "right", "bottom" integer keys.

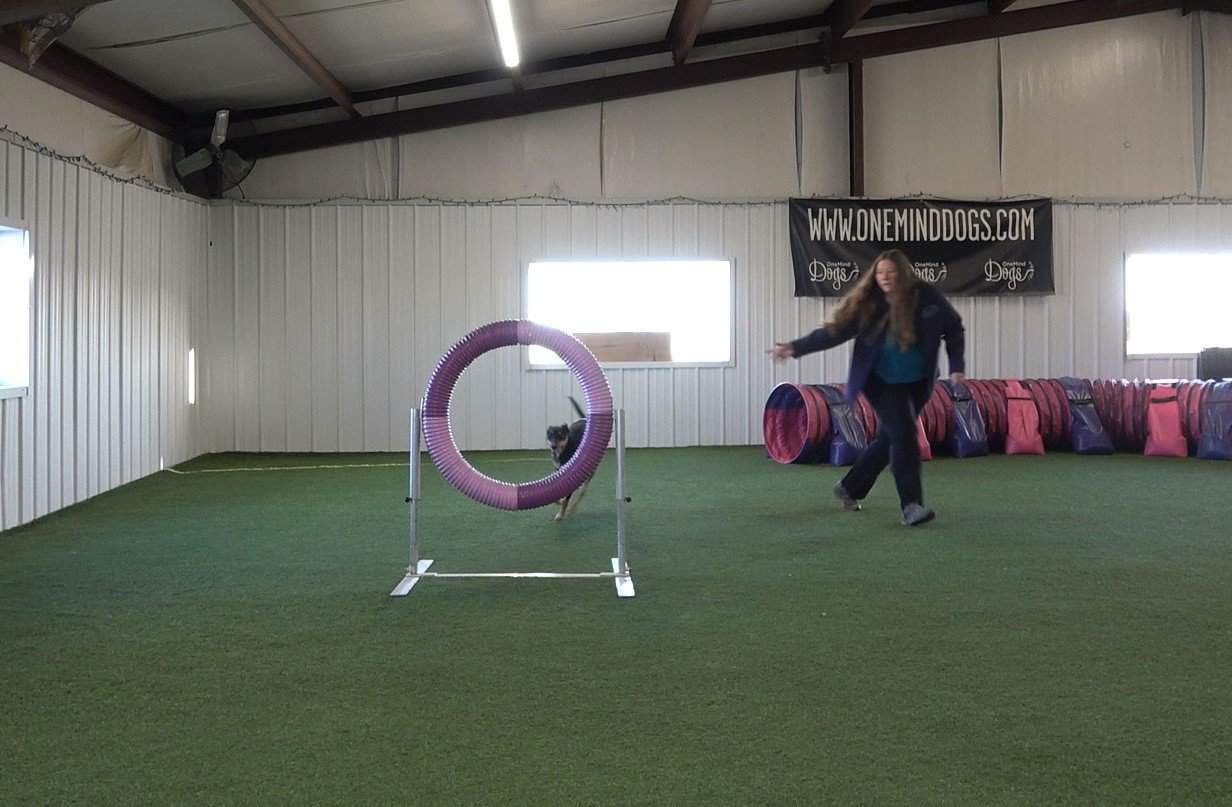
[{"left": 764, "top": 377, "right": 1231, "bottom": 463}]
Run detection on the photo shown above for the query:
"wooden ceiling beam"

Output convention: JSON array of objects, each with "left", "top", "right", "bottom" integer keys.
[
  {"left": 229, "top": 0, "right": 360, "bottom": 119},
  {"left": 666, "top": 0, "right": 714, "bottom": 64},
  {"left": 1180, "top": 0, "right": 1232, "bottom": 11},
  {"left": 868, "top": 0, "right": 983, "bottom": 19},
  {"left": 848, "top": 60, "right": 864, "bottom": 196},
  {"left": 218, "top": 43, "right": 666, "bottom": 124},
  {"left": 825, "top": 0, "right": 879, "bottom": 39},
  {"left": 229, "top": 43, "right": 827, "bottom": 158},
  {"left": 0, "top": 30, "right": 183, "bottom": 137}
]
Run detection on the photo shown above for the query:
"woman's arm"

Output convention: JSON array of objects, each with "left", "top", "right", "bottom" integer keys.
[{"left": 780, "top": 320, "right": 859, "bottom": 360}]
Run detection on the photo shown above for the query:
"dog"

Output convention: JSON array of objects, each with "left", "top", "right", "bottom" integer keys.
[{"left": 546, "top": 396, "right": 591, "bottom": 521}]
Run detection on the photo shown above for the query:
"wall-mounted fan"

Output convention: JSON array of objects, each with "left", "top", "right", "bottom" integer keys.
[{"left": 173, "top": 110, "right": 255, "bottom": 197}]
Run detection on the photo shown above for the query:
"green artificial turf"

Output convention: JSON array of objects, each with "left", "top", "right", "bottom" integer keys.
[{"left": 2, "top": 448, "right": 1230, "bottom": 806}]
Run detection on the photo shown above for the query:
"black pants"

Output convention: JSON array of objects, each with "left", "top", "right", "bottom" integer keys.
[{"left": 841, "top": 375, "right": 930, "bottom": 509}]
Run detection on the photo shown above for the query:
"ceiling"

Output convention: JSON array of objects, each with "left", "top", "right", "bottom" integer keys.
[
  {"left": 57, "top": 0, "right": 832, "bottom": 113},
  {"left": 5, "top": 0, "right": 1183, "bottom": 166}
]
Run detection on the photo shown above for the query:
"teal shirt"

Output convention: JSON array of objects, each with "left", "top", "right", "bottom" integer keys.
[{"left": 875, "top": 332, "right": 928, "bottom": 383}]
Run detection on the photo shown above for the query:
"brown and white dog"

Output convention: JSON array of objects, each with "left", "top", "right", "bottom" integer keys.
[{"left": 546, "top": 396, "right": 590, "bottom": 521}]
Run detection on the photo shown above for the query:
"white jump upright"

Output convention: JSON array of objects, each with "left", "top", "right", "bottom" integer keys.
[
  {"left": 612, "top": 408, "right": 634, "bottom": 597},
  {"left": 389, "top": 408, "right": 434, "bottom": 596},
  {"left": 390, "top": 408, "right": 635, "bottom": 599}
]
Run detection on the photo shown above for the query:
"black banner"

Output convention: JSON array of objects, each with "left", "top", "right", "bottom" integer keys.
[{"left": 789, "top": 198, "right": 1053, "bottom": 297}]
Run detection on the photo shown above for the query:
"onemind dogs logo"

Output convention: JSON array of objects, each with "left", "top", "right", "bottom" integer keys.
[
  {"left": 984, "top": 259, "right": 1035, "bottom": 291},
  {"left": 912, "top": 262, "right": 948, "bottom": 284},
  {"left": 808, "top": 259, "right": 860, "bottom": 290}
]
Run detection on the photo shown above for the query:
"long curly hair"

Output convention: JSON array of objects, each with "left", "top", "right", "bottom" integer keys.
[{"left": 828, "top": 249, "right": 919, "bottom": 348}]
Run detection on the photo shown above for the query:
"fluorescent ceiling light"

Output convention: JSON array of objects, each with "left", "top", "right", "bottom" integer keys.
[{"left": 489, "top": 0, "right": 520, "bottom": 68}]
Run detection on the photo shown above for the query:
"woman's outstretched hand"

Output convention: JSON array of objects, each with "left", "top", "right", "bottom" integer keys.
[{"left": 771, "top": 343, "right": 794, "bottom": 363}]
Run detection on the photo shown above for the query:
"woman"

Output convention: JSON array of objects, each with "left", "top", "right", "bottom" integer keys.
[{"left": 773, "top": 249, "right": 966, "bottom": 526}]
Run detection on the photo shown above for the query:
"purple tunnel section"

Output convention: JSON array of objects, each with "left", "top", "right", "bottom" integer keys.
[{"left": 422, "top": 320, "right": 614, "bottom": 510}]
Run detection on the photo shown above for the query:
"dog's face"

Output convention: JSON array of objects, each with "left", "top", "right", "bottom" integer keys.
[{"left": 546, "top": 424, "right": 571, "bottom": 453}]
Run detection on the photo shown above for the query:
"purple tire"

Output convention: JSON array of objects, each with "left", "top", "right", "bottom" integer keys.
[{"left": 422, "top": 320, "right": 614, "bottom": 510}]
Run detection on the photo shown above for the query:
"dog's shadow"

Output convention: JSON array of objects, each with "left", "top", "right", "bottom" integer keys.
[{"left": 546, "top": 511, "right": 606, "bottom": 537}]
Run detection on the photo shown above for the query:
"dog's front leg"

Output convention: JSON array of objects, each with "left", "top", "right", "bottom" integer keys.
[
  {"left": 555, "top": 494, "right": 571, "bottom": 521},
  {"left": 566, "top": 479, "right": 590, "bottom": 515}
]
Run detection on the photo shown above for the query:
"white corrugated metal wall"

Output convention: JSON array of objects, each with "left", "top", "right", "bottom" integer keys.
[
  {"left": 0, "top": 140, "right": 207, "bottom": 531},
  {"left": 203, "top": 200, "right": 1215, "bottom": 453}
]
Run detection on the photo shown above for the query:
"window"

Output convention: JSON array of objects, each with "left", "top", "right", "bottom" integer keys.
[
  {"left": 525, "top": 259, "right": 733, "bottom": 368},
  {"left": 0, "top": 222, "right": 32, "bottom": 399},
  {"left": 187, "top": 348, "right": 197, "bottom": 405},
  {"left": 1125, "top": 253, "right": 1232, "bottom": 356}
]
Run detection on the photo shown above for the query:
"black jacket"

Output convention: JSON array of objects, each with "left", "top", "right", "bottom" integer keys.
[{"left": 790, "top": 283, "right": 966, "bottom": 402}]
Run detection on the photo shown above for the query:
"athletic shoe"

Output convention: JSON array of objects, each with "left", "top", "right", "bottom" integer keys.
[
  {"left": 901, "top": 503, "right": 936, "bottom": 526},
  {"left": 833, "top": 481, "right": 862, "bottom": 512}
]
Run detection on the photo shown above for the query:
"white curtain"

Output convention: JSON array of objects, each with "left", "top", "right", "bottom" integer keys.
[
  {"left": 864, "top": 40, "right": 1002, "bottom": 198},
  {"left": 398, "top": 104, "right": 602, "bottom": 200},
  {"left": 1000, "top": 12, "right": 1196, "bottom": 199},
  {"left": 798, "top": 65, "right": 850, "bottom": 197},
  {"left": 1199, "top": 12, "right": 1232, "bottom": 195},
  {"left": 601, "top": 73, "right": 798, "bottom": 200},
  {"left": 0, "top": 61, "right": 172, "bottom": 187}
]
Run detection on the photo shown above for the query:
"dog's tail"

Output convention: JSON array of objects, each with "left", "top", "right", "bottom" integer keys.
[{"left": 568, "top": 395, "right": 585, "bottom": 419}]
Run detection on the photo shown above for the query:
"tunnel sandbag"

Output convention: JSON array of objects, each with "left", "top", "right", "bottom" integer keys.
[
  {"left": 1059, "top": 377, "right": 1114, "bottom": 454},
  {"left": 1144, "top": 384, "right": 1188, "bottom": 458},
  {"left": 1005, "top": 379, "right": 1045, "bottom": 455},
  {"left": 1198, "top": 381, "right": 1232, "bottom": 460},
  {"left": 969, "top": 380, "right": 993, "bottom": 438},
  {"left": 1091, "top": 380, "right": 1113, "bottom": 443},
  {"left": 940, "top": 380, "right": 989, "bottom": 458},
  {"left": 934, "top": 382, "right": 957, "bottom": 447},
  {"left": 818, "top": 384, "right": 868, "bottom": 466},
  {"left": 968, "top": 379, "right": 1007, "bottom": 446}
]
